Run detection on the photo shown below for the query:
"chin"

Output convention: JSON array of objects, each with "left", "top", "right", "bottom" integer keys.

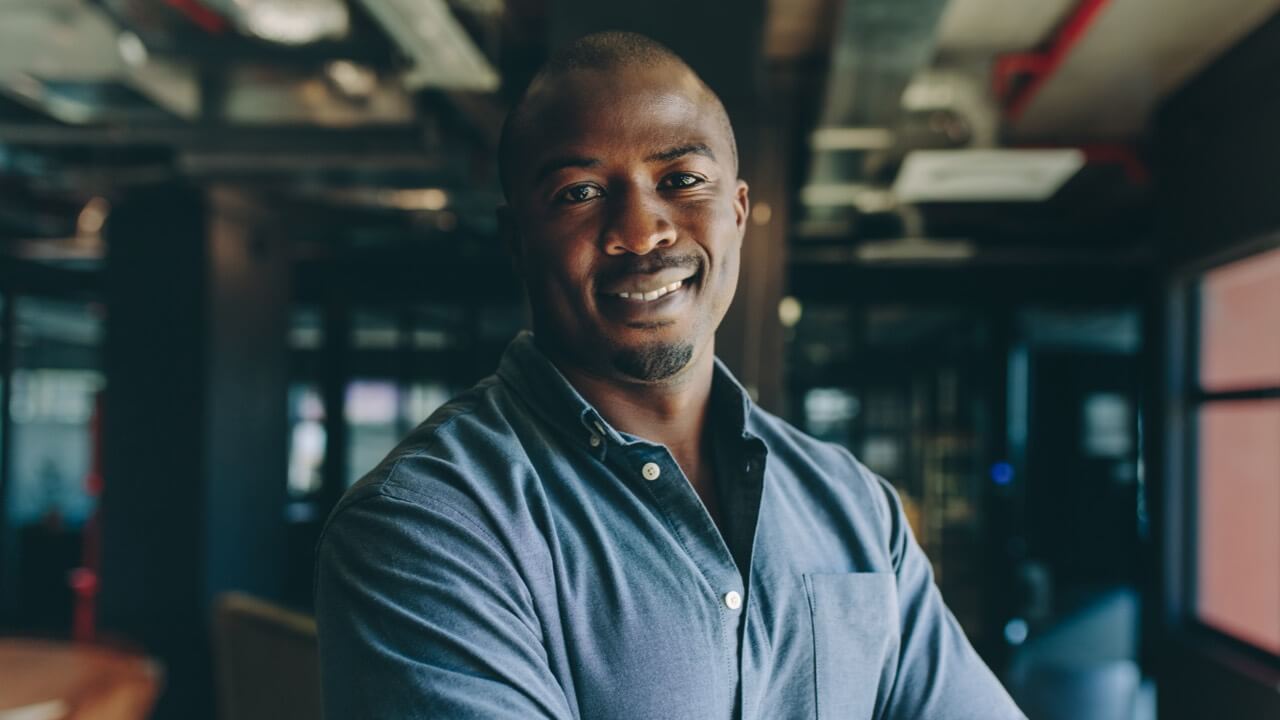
[{"left": 609, "top": 339, "right": 695, "bottom": 382}]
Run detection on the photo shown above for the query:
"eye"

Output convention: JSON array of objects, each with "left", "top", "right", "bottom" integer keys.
[
  {"left": 661, "top": 173, "right": 705, "bottom": 189},
  {"left": 556, "top": 184, "right": 604, "bottom": 204}
]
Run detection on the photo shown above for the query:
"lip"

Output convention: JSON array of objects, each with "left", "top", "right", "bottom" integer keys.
[
  {"left": 596, "top": 274, "right": 697, "bottom": 321},
  {"left": 597, "top": 268, "right": 699, "bottom": 297}
]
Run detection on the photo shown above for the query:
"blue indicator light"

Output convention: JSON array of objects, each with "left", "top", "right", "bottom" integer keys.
[{"left": 991, "top": 462, "right": 1014, "bottom": 486}]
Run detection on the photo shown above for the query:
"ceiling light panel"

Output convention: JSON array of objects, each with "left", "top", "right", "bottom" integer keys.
[
  {"left": 199, "top": 0, "right": 350, "bottom": 45},
  {"left": 893, "top": 149, "right": 1085, "bottom": 202}
]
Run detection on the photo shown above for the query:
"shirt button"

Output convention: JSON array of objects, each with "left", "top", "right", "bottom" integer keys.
[
  {"left": 724, "top": 591, "right": 742, "bottom": 610},
  {"left": 641, "top": 462, "right": 661, "bottom": 481},
  {"left": 589, "top": 434, "right": 601, "bottom": 448}
]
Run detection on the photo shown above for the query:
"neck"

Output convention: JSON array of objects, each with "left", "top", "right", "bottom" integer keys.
[{"left": 552, "top": 341, "right": 716, "bottom": 460}]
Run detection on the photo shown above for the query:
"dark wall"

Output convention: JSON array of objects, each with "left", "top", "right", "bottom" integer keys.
[
  {"left": 1151, "top": 9, "right": 1280, "bottom": 718},
  {"left": 1154, "top": 11, "right": 1280, "bottom": 266},
  {"left": 100, "top": 185, "right": 292, "bottom": 720},
  {"left": 101, "top": 184, "right": 213, "bottom": 718}
]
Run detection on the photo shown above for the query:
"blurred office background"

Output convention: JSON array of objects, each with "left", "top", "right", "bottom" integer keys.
[{"left": 0, "top": 0, "right": 1278, "bottom": 718}]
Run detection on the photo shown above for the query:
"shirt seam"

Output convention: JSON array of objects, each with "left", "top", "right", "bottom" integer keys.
[{"left": 803, "top": 573, "right": 822, "bottom": 718}]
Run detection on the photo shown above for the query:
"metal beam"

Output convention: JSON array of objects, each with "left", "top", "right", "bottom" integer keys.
[{"left": 0, "top": 122, "right": 432, "bottom": 149}]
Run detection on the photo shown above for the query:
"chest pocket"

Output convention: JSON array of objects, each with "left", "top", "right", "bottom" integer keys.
[{"left": 804, "top": 572, "right": 901, "bottom": 719}]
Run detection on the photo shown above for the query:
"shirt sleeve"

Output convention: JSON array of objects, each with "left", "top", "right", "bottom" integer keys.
[
  {"left": 314, "top": 481, "right": 575, "bottom": 719},
  {"left": 868, "top": 469, "right": 1028, "bottom": 720}
]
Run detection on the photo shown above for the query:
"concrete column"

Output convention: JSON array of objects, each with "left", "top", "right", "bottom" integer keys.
[{"left": 100, "top": 184, "right": 290, "bottom": 720}]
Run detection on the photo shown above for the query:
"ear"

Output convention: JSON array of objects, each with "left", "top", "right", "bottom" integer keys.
[
  {"left": 497, "top": 204, "right": 523, "bottom": 276},
  {"left": 733, "top": 180, "right": 750, "bottom": 238}
]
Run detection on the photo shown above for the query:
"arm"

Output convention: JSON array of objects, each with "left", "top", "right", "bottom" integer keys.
[
  {"left": 315, "top": 483, "right": 574, "bottom": 719},
  {"left": 868, "top": 470, "right": 1026, "bottom": 720}
]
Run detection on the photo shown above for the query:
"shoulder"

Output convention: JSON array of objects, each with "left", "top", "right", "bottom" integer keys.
[{"left": 321, "top": 373, "right": 538, "bottom": 548}]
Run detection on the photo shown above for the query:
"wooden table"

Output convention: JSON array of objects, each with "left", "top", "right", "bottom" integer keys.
[{"left": 0, "top": 639, "right": 160, "bottom": 720}]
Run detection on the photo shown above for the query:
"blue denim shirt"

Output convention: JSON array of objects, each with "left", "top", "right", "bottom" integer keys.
[{"left": 316, "top": 332, "right": 1024, "bottom": 719}]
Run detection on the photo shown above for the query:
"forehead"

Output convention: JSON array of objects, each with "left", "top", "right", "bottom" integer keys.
[{"left": 511, "top": 65, "right": 732, "bottom": 180}]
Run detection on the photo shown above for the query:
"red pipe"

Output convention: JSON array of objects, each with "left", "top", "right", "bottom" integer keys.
[
  {"left": 163, "top": 0, "right": 229, "bottom": 34},
  {"left": 1079, "top": 143, "right": 1149, "bottom": 186},
  {"left": 993, "top": 0, "right": 1113, "bottom": 122}
]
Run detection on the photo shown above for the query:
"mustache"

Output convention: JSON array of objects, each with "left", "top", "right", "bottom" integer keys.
[{"left": 595, "top": 252, "right": 702, "bottom": 284}]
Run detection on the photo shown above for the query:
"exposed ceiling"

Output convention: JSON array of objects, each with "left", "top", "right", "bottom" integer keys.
[
  {"left": 1008, "top": 0, "right": 1280, "bottom": 140},
  {"left": 793, "top": 0, "right": 1280, "bottom": 263},
  {"left": 0, "top": 0, "right": 522, "bottom": 262},
  {"left": 936, "top": 0, "right": 1073, "bottom": 55},
  {"left": 3, "top": 0, "right": 1280, "bottom": 270}
]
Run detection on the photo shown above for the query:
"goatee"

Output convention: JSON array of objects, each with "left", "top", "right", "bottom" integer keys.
[{"left": 612, "top": 342, "right": 694, "bottom": 381}]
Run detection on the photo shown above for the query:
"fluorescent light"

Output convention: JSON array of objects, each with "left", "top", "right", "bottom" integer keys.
[
  {"left": 893, "top": 149, "right": 1085, "bottom": 202},
  {"left": 384, "top": 188, "right": 448, "bottom": 211},
  {"left": 325, "top": 60, "right": 378, "bottom": 99},
  {"left": 238, "top": 0, "right": 349, "bottom": 45},
  {"left": 801, "top": 183, "right": 873, "bottom": 206},
  {"left": 810, "top": 127, "right": 894, "bottom": 151},
  {"left": 800, "top": 183, "right": 897, "bottom": 213},
  {"left": 117, "top": 31, "right": 148, "bottom": 67},
  {"left": 850, "top": 188, "right": 897, "bottom": 214},
  {"left": 855, "top": 237, "right": 976, "bottom": 263},
  {"left": 326, "top": 187, "right": 449, "bottom": 211}
]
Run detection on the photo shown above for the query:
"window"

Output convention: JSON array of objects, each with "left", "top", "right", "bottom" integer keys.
[
  {"left": 1191, "top": 245, "right": 1280, "bottom": 657},
  {"left": 1, "top": 296, "right": 104, "bottom": 630}
]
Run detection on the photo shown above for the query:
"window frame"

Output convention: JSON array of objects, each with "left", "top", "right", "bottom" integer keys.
[{"left": 1168, "top": 231, "right": 1280, "bottom": 671}]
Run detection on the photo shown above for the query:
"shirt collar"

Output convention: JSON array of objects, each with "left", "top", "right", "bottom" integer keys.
[{"left": 496, "top": 331, "right": 757, "bottom": 454}]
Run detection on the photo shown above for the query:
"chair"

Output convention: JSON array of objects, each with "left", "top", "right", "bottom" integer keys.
[{"left": 212, "top": 592, "right": 322, "bottom": 720}]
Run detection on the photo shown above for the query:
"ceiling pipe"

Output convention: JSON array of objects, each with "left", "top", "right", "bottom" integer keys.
[
  {"left": 1012, "top": 142, "right": 1149, "bottom": 186},
  {"left": 992, "top": 0, "right": 1112, "bottom": 122},
  {"left": 162, "top": 0, "right": 230, "bottom": 34}
]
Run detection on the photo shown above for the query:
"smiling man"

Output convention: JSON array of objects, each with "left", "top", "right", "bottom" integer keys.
[{"left": 316, "top": 32, "right": 1024, "bottom": 720}]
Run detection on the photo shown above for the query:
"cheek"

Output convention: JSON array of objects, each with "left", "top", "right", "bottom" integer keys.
[
  {"left": 695, "top": 206, "right": 742, "bottom": 275},
  {"left": 523, "top": 235, "right": 597, "bottom": 302}
]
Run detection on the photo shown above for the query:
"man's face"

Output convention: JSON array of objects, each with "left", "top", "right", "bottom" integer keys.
[{"left": 504, "top": 63, "right": 749, "bottom": 383}]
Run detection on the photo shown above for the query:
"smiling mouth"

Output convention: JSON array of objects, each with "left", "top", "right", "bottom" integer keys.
[{"left": 604, "top": 277, "right": 693, "bottom": 303}]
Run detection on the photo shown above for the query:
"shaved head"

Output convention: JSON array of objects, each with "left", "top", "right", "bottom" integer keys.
[
  {"left": 496, "top": 29, "right": 750, "bottom": 386},
  {"left": 498, "top": 31, "right": 738, "bottom": 202}
]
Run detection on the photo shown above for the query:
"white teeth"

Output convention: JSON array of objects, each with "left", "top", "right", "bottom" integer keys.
[{"left": 612, "top": 278, "right": 687, "bottom": 302}]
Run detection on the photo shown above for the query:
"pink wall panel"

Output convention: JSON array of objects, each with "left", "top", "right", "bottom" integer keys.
[
  {"left": 1196, "top": 401, "right": 1280, "bottom": 654},
  {"left": 1200, "top": 246, "right": 1280, "bottom": 392}
]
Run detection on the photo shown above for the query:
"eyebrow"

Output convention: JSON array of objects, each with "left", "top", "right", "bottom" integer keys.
[
  {"left": 646, "top": 143, "right": 716, "bottom": 163},
  {"left": 533, "top": 143, "right": 718, "bottom": 185},
  {"left": 534, "top": 156, "right": 602, "bottom": 185}
]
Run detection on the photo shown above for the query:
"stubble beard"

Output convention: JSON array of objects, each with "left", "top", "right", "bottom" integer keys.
[{"left": 610, "top": 340, "right": 695, "bottom": 382}]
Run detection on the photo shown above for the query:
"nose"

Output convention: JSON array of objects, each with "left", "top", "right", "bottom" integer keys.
[{"left": 602, "top": 187, "right": 677, "bottom": 255}]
